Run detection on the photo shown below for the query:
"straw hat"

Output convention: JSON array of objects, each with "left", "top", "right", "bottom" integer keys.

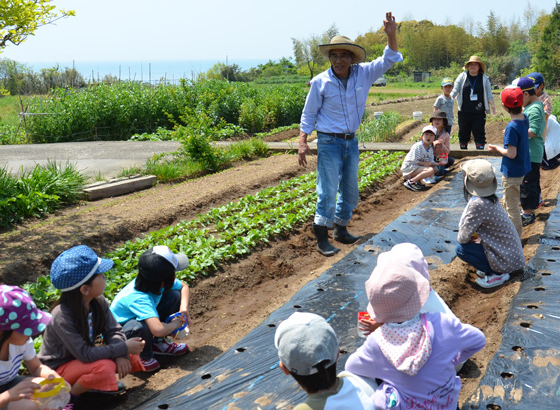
[
  {"left": 318, "top": 35, "right": 366, "bottom": 64},
  {"left": 461, "top": 159, "right": 497, "bottom": 197},
  {"left": 464, "top": 56, "right": 485, "bottom": 73}
]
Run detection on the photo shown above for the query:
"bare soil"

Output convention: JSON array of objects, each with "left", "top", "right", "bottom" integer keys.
[{"left": 1, "top": 98, "right": 558, "bottom": 410}]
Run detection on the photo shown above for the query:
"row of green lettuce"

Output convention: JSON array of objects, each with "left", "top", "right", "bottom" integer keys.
[
  {"left": 25, "top": 151, "right": 405, "bottom": 311},
  {"left": 23, "top": 80, "right": 307, "bottom": 143}
]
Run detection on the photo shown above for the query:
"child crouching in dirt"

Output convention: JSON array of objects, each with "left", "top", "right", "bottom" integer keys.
[
  {"left": 456, "top": 159, "right": 525, "bottom": 288},
  {"left": 110, "top": 246, "right": 192, "bottom": 372},
  {"left": 358, "top": 243, "right": 457, "bottom": 338},
  {"left": 345, "top": 244, "right": 486, "bottom": 409},
  {"left": 430, "top": 110, "right": 455, "bottom": 175},
  {"left": 275, "top": 312, "right": 379, "bottom": 409},
  {"left": 0, "top": 285, "right": 66, "bottom": 410},
  {"left": 401, "top": 125, "right": 440, "bottom": 192},
  {"left": 39, "top": 245, "right": 145, "bottom": 406}
]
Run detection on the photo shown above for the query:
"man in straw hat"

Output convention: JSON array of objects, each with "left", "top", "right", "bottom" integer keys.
[
  {"left": 298, "top": 12, "right": 402, "bottom": 256},
  {"left": 450, "top": 56, "right": 496, "bottom": 150}
]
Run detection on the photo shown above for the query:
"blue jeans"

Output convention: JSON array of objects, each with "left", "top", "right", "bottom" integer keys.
[
  {"left": 455, "top": 242, "right": 496, "bottom": 275},
  {"left": 121, "top": 289, "right": 181, "bottom": 360},
  {"left": 314, "top": 133, "right": 359, "bottom": 227}
]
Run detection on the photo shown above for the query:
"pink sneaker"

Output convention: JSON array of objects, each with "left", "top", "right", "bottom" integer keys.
[
  {"left": 140, "top": 357, "right": 161, "bottom": 372},
  {"left": 152, "top": 338, "right": 190, "bottom": 356}
]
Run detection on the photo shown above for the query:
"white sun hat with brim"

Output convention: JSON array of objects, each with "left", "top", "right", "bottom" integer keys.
[
  {"left": 318, "top": 35, "right": 366, "bottom": 64},
  {"left": 461, "top": 159, "right": 498, "bottom": 198}
]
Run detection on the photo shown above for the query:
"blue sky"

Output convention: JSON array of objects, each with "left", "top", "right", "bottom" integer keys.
[{"left": 1, "top": 0, "right": 557, "bottom": 64}]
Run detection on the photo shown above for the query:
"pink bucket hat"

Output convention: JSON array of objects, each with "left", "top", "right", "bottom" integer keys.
[{"left": 366, "top": 244, "right": 430, "bottom": 323}]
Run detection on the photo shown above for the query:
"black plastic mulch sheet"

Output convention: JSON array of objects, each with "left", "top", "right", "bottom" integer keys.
[
  {"left": 134, "top": 157, "right": 557, "bottom": 410},
  {"left": 463, "top": 186, "right": 560, "bottom": 409}
]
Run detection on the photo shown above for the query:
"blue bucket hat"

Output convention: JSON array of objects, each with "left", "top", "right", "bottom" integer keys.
[
  {"left": 0, "top": 285, "right": 52, "bottom": 336},
  {"left": 50, "top": 245, "right": 114, "bottom": 292}
]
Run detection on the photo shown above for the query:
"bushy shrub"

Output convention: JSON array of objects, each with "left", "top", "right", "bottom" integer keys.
[
  {"left": 0, "top": 161, "right": 85, "bottom": 227},
  {"left": 25, "top": 80, "right": 307, "bottom": 143}
]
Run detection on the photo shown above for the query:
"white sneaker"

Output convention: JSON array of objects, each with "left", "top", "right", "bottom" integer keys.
[
  {"left": 476, "top": 270, "right": 486, "bottom": 278},
  {"left": 423, "top": 176, "right": 437, "bottom": 184},
  {"left": 476, "top": 273, "right": 510, "bottom": 289}
]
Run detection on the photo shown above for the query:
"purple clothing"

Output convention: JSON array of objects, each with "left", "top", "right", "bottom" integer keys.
[{"left": 345, "top": 312, "right": 486, "bottom": 410}]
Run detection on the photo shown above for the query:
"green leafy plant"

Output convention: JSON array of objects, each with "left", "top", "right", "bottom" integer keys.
[
  {"left": 25, "top": 150, "right": 404, "bottom": 312},
  {"left": 357, "top": 112, "right": 402, "bottom": 142}
]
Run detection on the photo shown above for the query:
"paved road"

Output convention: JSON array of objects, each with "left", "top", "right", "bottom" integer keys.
[
  {"left": 0, "top": 140, "right": 489, "bottom": 180},
  {"left": 0, "top": 141, "right": 181, "bottom": 178}
]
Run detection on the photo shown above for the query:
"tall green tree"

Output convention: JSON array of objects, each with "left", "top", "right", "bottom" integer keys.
[
  {"left": 530, "top": 2, "right": 560, "bottom": 87},
  {"left": 292, "top": 24, "right": 338, "bottom": 79},
  {"left": 0, "top": 0, "right": 74, "bottom": 51}
]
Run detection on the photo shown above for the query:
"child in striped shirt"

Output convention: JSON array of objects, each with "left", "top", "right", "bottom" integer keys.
[{"left": 401, "top": 125, "right": 439, "bottom": 191}]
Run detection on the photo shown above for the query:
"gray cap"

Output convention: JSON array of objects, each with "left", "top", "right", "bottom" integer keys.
[{"left": 274, "top": 312, "right": 338, "bottom": 375}]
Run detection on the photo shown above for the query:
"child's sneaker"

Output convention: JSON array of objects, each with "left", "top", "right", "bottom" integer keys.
[
  {"left": 415, "top": 181, "right": 429, "bottom": 191},
  {"left": 475, "top": 273, "right": 510, "bottom": 289},
  {"left": 404, "top": 179, "right": 420, "bottom": 191},
  {"left": 140, "top": 357, "right": 161, "bottom": 372},
  {"left": 153, "top": 338, "right": 190, "bottom": 356},
  {"left": 476, "top": 270, "right": 486, "bottom": 278},
  {"left": 475, "top": 144, "right": 485, "bottom": 150},
  {"left": 521, "top": 212, "right": 536, "bottom": 226},
  {"left": 460, "top": 143, "right": 468, "bottom": 150}
]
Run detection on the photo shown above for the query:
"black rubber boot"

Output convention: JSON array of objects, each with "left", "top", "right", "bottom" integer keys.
[
  {"left": 312, "top": 224, "right": 340, "bottom": 256},
  {"left": 333, "top": 224, "right": 361, "bottom": 244}
]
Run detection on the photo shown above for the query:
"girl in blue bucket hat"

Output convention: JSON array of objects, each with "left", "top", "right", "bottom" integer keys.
[
  {"left": 0, "top": 285, "right": 66, "bottom": 410},
  {"left": 37, "top": 245, "right": 146, "bottom": 405}
]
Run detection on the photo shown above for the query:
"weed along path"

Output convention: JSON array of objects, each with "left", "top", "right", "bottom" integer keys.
[{"left": 1, "top": 102, "right": 559, "bottom": 409}]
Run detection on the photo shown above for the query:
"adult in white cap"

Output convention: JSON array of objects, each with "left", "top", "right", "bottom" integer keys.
[
  {"left": 456, "top": 159, "right": 525, "bottom": 288},
  {"left": 275, "top": 312, "right": 378, "bottom": 409},
  {"left": 110, "top": 245, "right": 191, "bottom": 372},
  {"left": 345, "top": 244, "right": 486, "bottom": 410},
  {"left": 298, "top": 12, "right": 403, "bottom": 256}
]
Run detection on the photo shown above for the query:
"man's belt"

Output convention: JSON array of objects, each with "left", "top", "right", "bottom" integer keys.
[{"left": 317, "top": 132, "right": 355, "bottom": 140}]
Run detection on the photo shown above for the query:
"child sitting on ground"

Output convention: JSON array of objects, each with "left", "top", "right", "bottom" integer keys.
[
  {"left": 0, "top": 285, "right": 66, "bottom": 410},
  {"left": 456, "top": 159, "right": 526, "bottom": 288},
  {"left": 358, "top": 242, "right": 456, "bottom": 337},
  {"left": 345, "top": 245, "right": 486, "bottom": 409},
  {"left": 488, "top": 86, "right": 531, "bottom": 237},
  {"left": 39, "top": 245, "right": 145, "bottom": 405},
  {"left": 110, "top": 246, "right": 192, "bottom": 372},
  {"left": 275, "top": 311, "right": 378, "bottom": 409},
  {"left": 401, "top": 125, "right": 439, "bottom": 191},
  {"left": 430, "top": 110, "right": 455, "bottom": 178},
  {"left": 433, "top": 77, "right": 454, "bottom": 135}
]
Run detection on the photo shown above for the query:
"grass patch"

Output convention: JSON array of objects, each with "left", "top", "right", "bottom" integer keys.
[
  {"left": 357, "top": 112, "right": 402, "bottom": 142},
  {"left": 0, "top": 160, "right": 86, "bottom": 227}
]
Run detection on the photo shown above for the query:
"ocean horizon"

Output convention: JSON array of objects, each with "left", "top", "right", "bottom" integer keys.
[{"left": 23, "top": 59, "right": 274, "bottom": 84}]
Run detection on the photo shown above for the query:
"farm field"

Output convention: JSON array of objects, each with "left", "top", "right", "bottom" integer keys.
[{"left": 1, "top": 98, "right": 559, "bottom": 409}]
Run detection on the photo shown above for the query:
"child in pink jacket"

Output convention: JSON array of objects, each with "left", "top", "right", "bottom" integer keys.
[{"left": 345, "top": 245, "right": 486, "bottom": 409}]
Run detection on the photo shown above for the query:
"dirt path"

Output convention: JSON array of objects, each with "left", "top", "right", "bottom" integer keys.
[{"left": 1, "top": 109, "right": 558, "bottom": 410}]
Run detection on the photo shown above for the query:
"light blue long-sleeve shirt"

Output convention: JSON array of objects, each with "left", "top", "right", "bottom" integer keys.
[{"left": 300, "top": 46, "right": 403, "bottom": 135}]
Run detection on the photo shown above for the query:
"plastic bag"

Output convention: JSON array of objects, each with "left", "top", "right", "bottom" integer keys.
[
  {"left": 544, "top": 115, "right": 560, "bottom": 159},
  {"left": 32, "top": 378, "right": 70, "bottom": 410}
]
